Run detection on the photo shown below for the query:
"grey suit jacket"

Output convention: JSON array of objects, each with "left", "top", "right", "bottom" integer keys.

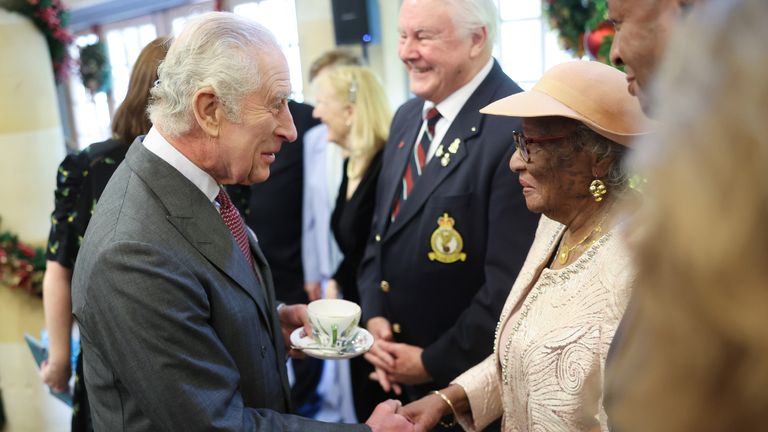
[{"left": 72, "top": 141, "right": 369, "bottom": 431}]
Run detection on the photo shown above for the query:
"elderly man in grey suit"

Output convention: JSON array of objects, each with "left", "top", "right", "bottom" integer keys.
[{"left": 71, "top": 12, "right": 413, "bottom": 432}]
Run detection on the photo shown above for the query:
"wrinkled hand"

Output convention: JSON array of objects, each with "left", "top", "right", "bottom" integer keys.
[
  {"left": 40, "top": 358, "right": 70, "bottom": 393},
  {"left": 304, "top": 282, "right": 322, "bottom": 301},
  {"left": 365, "top": 317, "right": 401, "bottom": 395},
  {"left": 374, "top": 341, "right": 431, "bottom": 385},
  {"left": 278, "top": 304, "right": 312, "bottom": 358},
  {"left": 399, "top": 393, "right": 447, "bottom": 432},
  {"left": 365, "top": 399, "right": 416, "bottom": 432},
  {"left": 324, "top": 279, "right": 340, "bottom": 299}
]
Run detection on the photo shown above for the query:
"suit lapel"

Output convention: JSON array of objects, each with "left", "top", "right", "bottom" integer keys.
[
  {"left": 126, "top": 143, "right": 272, "bottom": 328},
  {"left": 379, "top": 113, "right": 423, "bottom": 230}
]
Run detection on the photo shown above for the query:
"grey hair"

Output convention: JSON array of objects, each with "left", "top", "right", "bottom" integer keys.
[
  {"left": 572, "top": 124, "right": 630, "bottom": 191},
  {"left": 444, "top": 0, "right": 499, "bottom": 51},
  {"left": 147, "top": 12, "right": 279, "bottom": 137}
]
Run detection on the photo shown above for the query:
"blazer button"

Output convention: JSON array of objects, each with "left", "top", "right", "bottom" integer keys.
[
  {"left": 375, "top": 233, "right": 382, "bottom": 242},
  {"left": 380, "top": 280, "right": 390, "bottom": 293},
  {"left": 392, "top": 323, "right": 402, "bottom": 334},
  {"left": 260, "top": 345, "right": 267, "bottom": 358}
]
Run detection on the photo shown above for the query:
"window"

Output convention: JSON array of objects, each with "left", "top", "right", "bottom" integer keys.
[
  {"left": 67, "top": 33, "right": 112, "bottom": 149},
  {"left": 232, "top": 0, "right": 304, "bottom": 101},
  {"left": 494, "top": 0, "right": 574, "bottom": 90}
]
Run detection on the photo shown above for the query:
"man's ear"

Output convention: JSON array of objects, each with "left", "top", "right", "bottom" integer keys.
[
  {"left": 469, "top": 26, "right": 488, "bottom": 58},
  {"left": 192, "top": 87, "right": 221, "bottom": 138}
]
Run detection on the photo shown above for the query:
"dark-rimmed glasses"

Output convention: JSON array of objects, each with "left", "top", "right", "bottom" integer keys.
[{"left": 512, "top": 130, "right": 571, "bottom": 163}]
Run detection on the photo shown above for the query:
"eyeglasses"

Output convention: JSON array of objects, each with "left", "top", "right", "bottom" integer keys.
[{"left": 512, "top": 130, "right": 571, "bottom": 163}]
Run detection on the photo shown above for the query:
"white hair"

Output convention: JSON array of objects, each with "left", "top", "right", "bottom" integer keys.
[
  {"left": 444, "top": 0, "right": 499, "bottom": 52},
  {"left": 147, "top": 12, "right": 279, "bottom": 137}
]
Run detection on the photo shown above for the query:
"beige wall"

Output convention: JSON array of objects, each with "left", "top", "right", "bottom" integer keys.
[
  {"left": 295, "top": 0, "right": 408, "bottom": 110},
  {"left": 0, "top": 10, "right": 65, "bottom": 244}
]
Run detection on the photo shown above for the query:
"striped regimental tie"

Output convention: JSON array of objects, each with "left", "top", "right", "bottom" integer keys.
[{"left": 391, "top": 107, "right": 441, "bottom": 221}]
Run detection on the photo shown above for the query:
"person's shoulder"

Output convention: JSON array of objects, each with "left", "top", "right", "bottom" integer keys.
[
  {"left": 392, "top": 97, "right": 424, "bottom": 122},
  {"left": 484, "top": 60, "right": 523, "bottom": 97},
  {"left": 81, "top": 138, "right": 129, "bottom": 166}
]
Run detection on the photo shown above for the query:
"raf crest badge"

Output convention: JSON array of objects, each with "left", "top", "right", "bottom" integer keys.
[{"left": 428, "top": 213, "right": 467, "bottom": 263}]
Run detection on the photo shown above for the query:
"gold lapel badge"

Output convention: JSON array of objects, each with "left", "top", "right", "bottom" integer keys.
[
  {"left": 428, "top": 213, "right": 467, "bottom": 263},
  {"left": 435, "top": 138, "right": 461, "bottom": 167}
]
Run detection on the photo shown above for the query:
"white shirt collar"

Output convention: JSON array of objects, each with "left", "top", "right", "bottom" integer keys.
[
  {"left": 422, "top": 57, "right": 495, "bottom": 122},
  {"left": 141, "top": 126, "right": 221, "bottom": 204}
]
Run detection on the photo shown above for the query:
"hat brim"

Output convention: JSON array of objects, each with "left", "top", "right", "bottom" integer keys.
[{"left": 480, "top": 90, "right": 646, "bottom": 146}]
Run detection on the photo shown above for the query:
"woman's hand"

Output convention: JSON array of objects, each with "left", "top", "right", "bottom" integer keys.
[
  {"left": 399, "top": 392, "right": 448, "bottom": 431},
  {"left": 325, "top": 279, "right": 340, "bottom": 299},
  {"left": 40, "top": 358, "right": 70, "bottom": 393}
]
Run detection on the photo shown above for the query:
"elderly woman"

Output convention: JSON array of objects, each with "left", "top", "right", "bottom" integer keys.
[
  {"left": 401, "top": 60, "right": 652, "bottom": 431},
  {"left": 311, "top": 65, "right": 392, "bottom": 420}
]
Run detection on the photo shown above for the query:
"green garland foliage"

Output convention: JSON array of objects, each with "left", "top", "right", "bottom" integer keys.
[{"left": 0, "top": 217, "right": 46, "bottom": 296}]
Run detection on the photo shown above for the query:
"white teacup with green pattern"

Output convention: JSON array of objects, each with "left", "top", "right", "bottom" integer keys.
[{"left": 307, "top": 299, "right": 361, "bottom": 349}]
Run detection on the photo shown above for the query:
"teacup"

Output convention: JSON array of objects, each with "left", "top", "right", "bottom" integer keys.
[{"left": 307, "top": 299, "right": 361, "bottom": 348}]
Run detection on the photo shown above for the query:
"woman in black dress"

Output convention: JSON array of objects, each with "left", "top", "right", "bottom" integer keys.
[
  {"left": 40, "top": 36, "right": 170, "bottom": 432},
  {"left": 312, "top": 65, "right": 392, "bottom": 419}
]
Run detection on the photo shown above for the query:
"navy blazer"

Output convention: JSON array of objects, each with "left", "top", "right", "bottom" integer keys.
[
  {"left": 358, "top": 60, "right": 539, "bottom": 391},
  {"left": 72, "top": 141, "right": 368, "bottom": 432}
]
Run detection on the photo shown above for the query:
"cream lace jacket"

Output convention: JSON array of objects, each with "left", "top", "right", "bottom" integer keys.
[{"left": 452, "top": 216, "right": 633, "bottom": 431}]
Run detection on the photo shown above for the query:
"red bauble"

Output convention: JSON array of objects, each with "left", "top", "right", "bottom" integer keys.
[{"left": 585, "top": 21, "right": 615, "bottom": 59}]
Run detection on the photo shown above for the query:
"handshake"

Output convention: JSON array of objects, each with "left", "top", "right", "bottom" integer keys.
[{"left": 365, "top": 398, "right": 445, "bottom": 432}]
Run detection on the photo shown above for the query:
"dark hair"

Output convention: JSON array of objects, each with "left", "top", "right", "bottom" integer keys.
[
  {"left": 111, "top": 36, "right": 171, "bottom": 145},
  {"left": 308, "top": 49, "right": 362, "bottom": 82},
  {"left": 572, "top": 124, "right": 629, "bottom": 191}
]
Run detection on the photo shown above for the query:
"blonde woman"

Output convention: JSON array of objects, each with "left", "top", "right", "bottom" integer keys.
[
  {"left": 312, "top": 65, "right": 392, "bottom": 419},
  {"left": 610, "top": 0, "right": 768, "bottom": 431}
]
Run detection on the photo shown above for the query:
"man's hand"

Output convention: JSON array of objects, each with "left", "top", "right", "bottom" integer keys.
[
  {"left": 277, "top": 304, "right": 311, "bottom": 358},
  {"left": 365, "top": 399, "right": 417, "bottom": 432},
  {"left": 365, "top": 317, "right": 401, "bottom": 394},
  {"left": 399, "top": 393, "right": 447, "bottom": 432},
  {"left": 376, "top": 340, "right": 431, "bottom": 385},
  {"left": 40, "top": 358, "right": 70, "bottom": 393},
  {"left": 304, "top": 282, "right": 321, "bottom": 301}
]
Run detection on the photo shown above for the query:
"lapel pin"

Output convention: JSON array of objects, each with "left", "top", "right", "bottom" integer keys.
[
  {"left": 471, "top": 126, "right": 477, "bottom": 132},
  {"left": 440, "top": 154, "right": 451, "bottom": 167},
  {"left": 435, "top": 144, "right": 445, "bottom": 158},
  {"left": 448, "top": 138, "right": 461, "bottom": 154},
  {"left": 398, "top": 140, "right": 405, "bottom": 149}
]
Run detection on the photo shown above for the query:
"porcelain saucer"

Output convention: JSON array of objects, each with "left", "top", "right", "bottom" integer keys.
[{"left": 289, "top": 326, "right": 373, "bottom": 360}]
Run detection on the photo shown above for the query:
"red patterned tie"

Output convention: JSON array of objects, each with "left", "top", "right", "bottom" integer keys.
[
  {"left": 217, "top": 188, "right": 254, "bottom": 267},
  {"left": 391, "top": 107, "right": 441, "bottom": 221}
]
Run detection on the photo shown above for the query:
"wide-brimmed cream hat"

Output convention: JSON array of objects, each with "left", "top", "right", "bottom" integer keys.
[{"left": 480, "top": 61, "right": 654, "bottom": 146}]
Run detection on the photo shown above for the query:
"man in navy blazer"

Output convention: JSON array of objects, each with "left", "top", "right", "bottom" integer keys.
[
  {"left": 359, "top": 0, "right": 539, "bottom": 410},
  {"left": 71, "top": 12, "right": 413, "bottom": 432}
]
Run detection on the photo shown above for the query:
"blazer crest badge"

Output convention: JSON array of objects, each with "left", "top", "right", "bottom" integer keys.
[{"left": 428, "top": 213, "right": 467, "bottom": 263}]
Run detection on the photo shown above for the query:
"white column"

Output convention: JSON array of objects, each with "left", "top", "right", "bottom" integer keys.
[{"left": 0, "top": 9, "right": 66, "bottom": 244}]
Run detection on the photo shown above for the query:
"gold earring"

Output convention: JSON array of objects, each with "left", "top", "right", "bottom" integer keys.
[{"left": 589, "top": 179, "right": 607, "bottom": 202}]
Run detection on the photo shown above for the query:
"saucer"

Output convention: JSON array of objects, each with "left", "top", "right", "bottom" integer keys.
[{"left": 289, "top": 326, "right": 373, "bottom": 360}]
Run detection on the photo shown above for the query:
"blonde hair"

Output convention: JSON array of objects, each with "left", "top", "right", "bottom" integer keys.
[
  {"left": 613, "top": 0, "right": 768, "bottom": 430},
  {"left": 314, "top": 66, "right": 391, "bottom": 179}
]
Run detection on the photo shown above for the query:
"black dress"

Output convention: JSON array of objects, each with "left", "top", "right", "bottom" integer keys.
[
  {"left": 46, "top": 138, "right": 129, "bottom": 432},
  {"left": 330, "top": 151, "right": 389, "bottom": 419}
]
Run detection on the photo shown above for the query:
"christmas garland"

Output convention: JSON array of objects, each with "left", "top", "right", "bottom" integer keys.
[
  {"left": 543, "top": 0, "right": 615, "bottom": 65},
  {"left": 6, "top": 0, "right": 73, "bottom": 83},
  {"left": 0, "top": 217, "right": 46, "bottom": 296}
]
